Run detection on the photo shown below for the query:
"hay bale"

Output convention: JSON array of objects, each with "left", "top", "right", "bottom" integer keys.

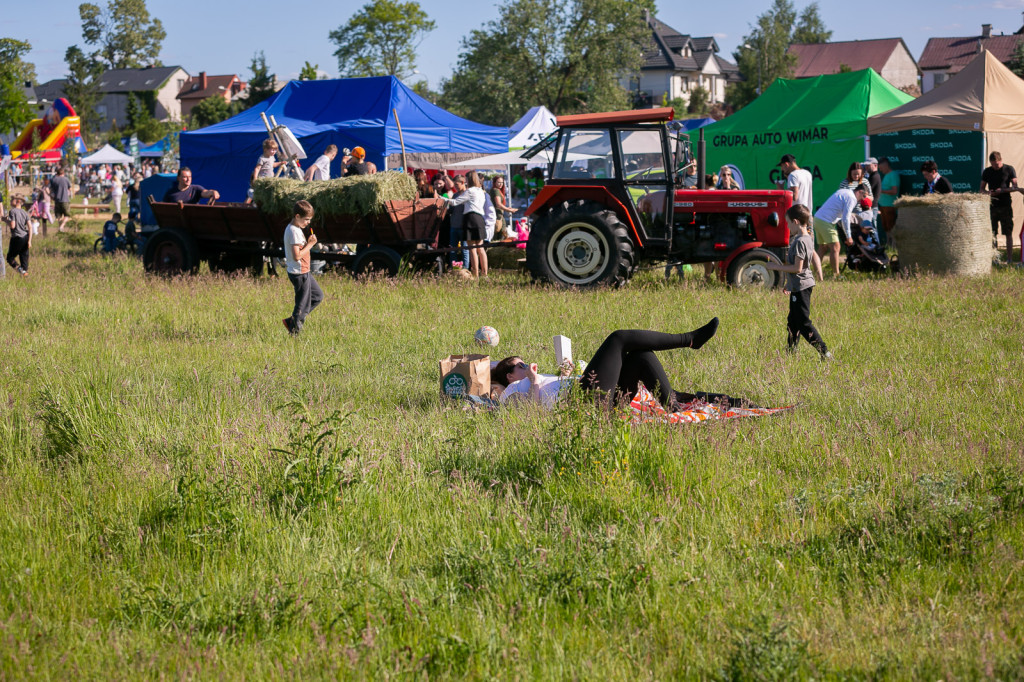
[
  {"left": 252, "top": 173, "right": 417, "bottom": 218},
  {"left": 891, "top": 193, "right": 991, "bottom": 276}
]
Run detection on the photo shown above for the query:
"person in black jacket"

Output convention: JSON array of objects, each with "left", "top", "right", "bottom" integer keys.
[{"left": 920, "top": 160, "right": 952, "bottom": 195}]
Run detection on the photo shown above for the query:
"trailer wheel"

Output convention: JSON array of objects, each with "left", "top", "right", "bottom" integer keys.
[
  {"left": 143, "top": 228, "right": 199, "bottom": 276},
  {"left": 208, "top": 250, "right": 264, "bottom": 276},
  {"left": 727, "top": 248, "right": 783, "bottom": 289},
  {"left": 526, "top": 201, "right": 634, "bottom": 288},
  {"left": 352, "top": 245, "right": 402, "bottom": 277}
]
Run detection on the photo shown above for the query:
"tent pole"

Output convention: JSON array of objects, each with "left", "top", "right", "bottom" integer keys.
[
  {"left": 393, "top": 108, "right": 409, "bottom": 172},
  {"left": 864, "top": 135, "right": 870, "bottom": 166}
]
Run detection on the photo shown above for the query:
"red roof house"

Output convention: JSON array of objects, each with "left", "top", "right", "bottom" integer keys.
[
  {"left": 787, "top": 38, "right": 919, "bottom": 91},
  {"left": 918, "top": 23, "right": 1023, "bottom": 92},
  {"left": 177, "top": 72, "right": 246, "bottom": 118}
]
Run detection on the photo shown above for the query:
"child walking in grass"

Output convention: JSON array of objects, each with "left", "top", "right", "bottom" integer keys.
[
  {"left": 765, "top": 204, "right": 832, "bottom": 359},
  {"left": 5, "top": 196, "right": 32, "bottom": 277},
  {"left": 282, "top": 200, "right": 322, "bottom": 335}
]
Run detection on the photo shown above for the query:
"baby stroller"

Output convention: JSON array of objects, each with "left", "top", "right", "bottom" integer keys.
[
  {"left": 843, "top": 239, "right": 889, "bottom": 273},
  {"left": 843, "top": 209, "right": 889, "bottom": 273}
]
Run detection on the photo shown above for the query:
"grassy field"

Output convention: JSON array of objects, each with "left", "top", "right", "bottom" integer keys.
[{"left": 1, "top": 222, "right": 1022, "bottom": 679}]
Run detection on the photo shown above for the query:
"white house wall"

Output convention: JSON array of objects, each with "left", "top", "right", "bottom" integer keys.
[{"left": 881, "top": 47, "right": 920, "bottom": 91}]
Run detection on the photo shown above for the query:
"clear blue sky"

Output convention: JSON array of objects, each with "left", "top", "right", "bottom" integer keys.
[{"left": 13, "top": 0, "right": 1024, "bottom": 90}]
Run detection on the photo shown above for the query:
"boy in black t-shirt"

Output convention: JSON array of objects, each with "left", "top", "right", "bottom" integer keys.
[
  {"left": 102, "top": 212, "right": 122, "bottom": 253},
  {"left": 980, "top": 151, "right": 1019, "bottom": 263}
]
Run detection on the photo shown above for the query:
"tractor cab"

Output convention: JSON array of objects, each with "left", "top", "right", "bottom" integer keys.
[{"left": 523, "top": 107, "right": 680, "bottom": 250}]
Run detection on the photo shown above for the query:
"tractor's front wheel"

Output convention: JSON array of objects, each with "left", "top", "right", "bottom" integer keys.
[
  {"left": 526, "top": 202, "right": 635, "bottom": 288},
  {"left": 726, "top": 248, "right": 783, "bottom": 289}
]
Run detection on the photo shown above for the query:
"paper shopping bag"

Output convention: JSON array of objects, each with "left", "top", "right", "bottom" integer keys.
[{"left": 439, "top": 354, "right": 491, "bottom": 400}]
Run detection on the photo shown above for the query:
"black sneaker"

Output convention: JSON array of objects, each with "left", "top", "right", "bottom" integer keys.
[{"left": 282, "top": 317, "right": 294, "bottom": 334}]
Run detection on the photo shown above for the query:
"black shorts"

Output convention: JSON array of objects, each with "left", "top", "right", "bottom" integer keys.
[
  {"left": 464, "top": 212, "right": 486, "bottom": 241},
  {"left": 991, "top": 204, "right": 1014, "bottom": 236}
]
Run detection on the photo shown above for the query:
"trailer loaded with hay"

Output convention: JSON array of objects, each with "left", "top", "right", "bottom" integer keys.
[{"left": 144, "top": 174, "right": 448, "bottom": 276}]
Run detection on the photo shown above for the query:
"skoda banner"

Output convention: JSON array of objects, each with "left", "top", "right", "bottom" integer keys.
[{"left": 869, "top": 129, "right": 983, "bottom": 196}]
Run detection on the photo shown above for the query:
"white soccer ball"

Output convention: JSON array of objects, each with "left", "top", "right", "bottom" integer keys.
[{"left": 474, "top": 326, "right": 500, "bottom": 347}]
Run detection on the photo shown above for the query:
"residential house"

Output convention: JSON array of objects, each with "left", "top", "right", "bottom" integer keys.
[
  {"left": 787, "top": 38, "right": 920, "bottom": 91},
  {"left": 919, "top": 23, "right": 1023, "bottom": 92},
  {"left": 176, "top": 72, "right": 247, "bottom": 119},
  {"left": 32, "top": 79, "right": 67, "bottom": 111},
  {"left": 623, "top": 13, "right": 741, "bottom": 107},
  {"left": 32, "top": 65, "right": 190, "bottom": 132}
]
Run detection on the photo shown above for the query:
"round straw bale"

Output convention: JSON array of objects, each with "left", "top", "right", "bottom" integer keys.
[{"left": 891, "top": 193, "right": 991, "bottom": 276}]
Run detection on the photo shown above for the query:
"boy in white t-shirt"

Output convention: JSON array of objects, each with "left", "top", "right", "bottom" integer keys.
[{"left": 282, "top": 200, "right": 323, "bottom": 335}]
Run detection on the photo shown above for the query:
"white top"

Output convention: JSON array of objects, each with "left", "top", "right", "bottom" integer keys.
[
  {"left": 483, "top": 192, "right": 496, "bottom": 240},
  {"left": 283, "top": 223, "right": 308, "bottom": 275},
  {"left": 310, "top": 154, "right": 331, "bottom": 181},
  {"left": 787, "top": 167, "right": 813, "bottom": 210},
  {"left": 446, "top": 186, "right": 486, "bottom": 216},
  {"left": 814, "top": 188, "right": 858, "bottom": 238},
  {"left": 499, "top": 374, "right": 575, "bottom": 409}
]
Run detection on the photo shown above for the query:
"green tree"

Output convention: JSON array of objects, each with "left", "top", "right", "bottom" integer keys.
[
  {"left": 298, "top": 61, "right": 320, "bottom": 81},
  {"left": 242, "top": 51, "right": 276, "bottom": 108},
  {"left": 79, "top": 0, "right": 166, "bottom": 69},
  {"left": 329, "top": 0, "right": 435, "bottom": 80},
  {"left": 63, "top": 45, "right": 105, "bottom": 144},
  {"left": 411, "top": 79, "right": 438, "bottom": 104},
  {"left": 123, "top": 92, "right": 166, "bottom": 141},
  {"left": 726, "top": 0, "right": 800, "bottom": 111},
  {"left": 439, "top": 0, "right": 654, "bottom": 126},
  {"left": 687, "top": 85, "right": 710, "bottom": 116},
  {"left": 1008, "top": 39, "right": 1024, "bottom": 79},
  {"left": 668, "top": 97, "right": 687, "bottom": 120},
  {"left": 792, "top": 2, "right": 831, "bottom": 44},
  {"left": 190, "top": 94, "right": 232, "bottom": 128},
  {"left": 0, "top": 38, "right": 35, "bottom": 134}
]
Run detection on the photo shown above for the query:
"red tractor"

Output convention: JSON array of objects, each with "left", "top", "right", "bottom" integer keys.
[{"left": 523, "top": 107, "right": 793, "bottom": 288}]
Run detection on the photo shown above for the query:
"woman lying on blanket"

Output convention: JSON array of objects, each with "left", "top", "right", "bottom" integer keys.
[{"left": 491, "top": 319, "right": 748, "bottom": 410}]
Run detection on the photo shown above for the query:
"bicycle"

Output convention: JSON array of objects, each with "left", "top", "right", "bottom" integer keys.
[{"left": 94, "top": 219, "right": 140, "bottom": 255}]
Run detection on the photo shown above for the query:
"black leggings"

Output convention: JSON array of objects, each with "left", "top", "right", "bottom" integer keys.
[
  {"left": 577, "top": 329, "right": 749, "bottom": 409},
  {"left": 579, "top": 330, "right": 694, "bottom": 408},
  {"left": 6, "top": 236, "right": 29, "bottom": 273}
]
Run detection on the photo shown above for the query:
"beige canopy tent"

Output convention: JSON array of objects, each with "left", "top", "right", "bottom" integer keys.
[{"left": 868, "top": 50, "right": 1024, "bottom": 217}]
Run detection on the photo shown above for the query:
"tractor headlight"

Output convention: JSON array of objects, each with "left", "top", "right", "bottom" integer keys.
[{"left": 766, "top": 211, "right": 780, "bottom": 227}]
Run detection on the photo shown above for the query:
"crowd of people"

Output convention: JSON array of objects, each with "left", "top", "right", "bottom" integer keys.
[
  {"left": 771, "top": 151, "right": 1019, "bottom": 277},
  {"left": 4, "top": 137, "right": 1019, "bottom": 288}
]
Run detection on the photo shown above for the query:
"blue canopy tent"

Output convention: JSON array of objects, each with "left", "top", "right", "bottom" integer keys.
[
  {"left": 180, "top": 76, "right": 509, "bottom": 202},
  {"left": 679, "top": 117, "right": 716, "bottom": 133},
  {"left": 138, "top": 132, "right": 178, "bottom": 158}
]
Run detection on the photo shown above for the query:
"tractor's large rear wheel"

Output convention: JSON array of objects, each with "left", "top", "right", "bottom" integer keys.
[{"left": 526, "top": 202, "right": 635, "bottom": 288}]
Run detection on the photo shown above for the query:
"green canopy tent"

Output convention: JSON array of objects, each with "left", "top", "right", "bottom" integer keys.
[{"left": 702, "top": 69, "right": 914, "bottom": 210}]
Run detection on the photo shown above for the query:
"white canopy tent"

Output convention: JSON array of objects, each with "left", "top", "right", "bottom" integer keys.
[
  {"left": 447, "top": 148, "right": 555, "bottom": 169},
  {"left": 508, "top": 105, "right": 557, "bottom": 150},
  {"left": 80, "top": 144, "right": 134, "bottom": 165}
]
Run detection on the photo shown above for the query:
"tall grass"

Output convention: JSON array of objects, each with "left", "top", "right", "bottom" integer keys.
[{"left": 0, "top": 226, "right": 1022, "bottom": 678}]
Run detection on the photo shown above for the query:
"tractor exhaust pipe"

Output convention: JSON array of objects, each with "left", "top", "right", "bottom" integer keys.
[{"left": 697, "top": 128, "right": 706, "bottom": 190}]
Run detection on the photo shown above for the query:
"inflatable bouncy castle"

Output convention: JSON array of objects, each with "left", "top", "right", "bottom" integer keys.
[{"left": 10, "top": 98, "right": 86, "bottom": 158}]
